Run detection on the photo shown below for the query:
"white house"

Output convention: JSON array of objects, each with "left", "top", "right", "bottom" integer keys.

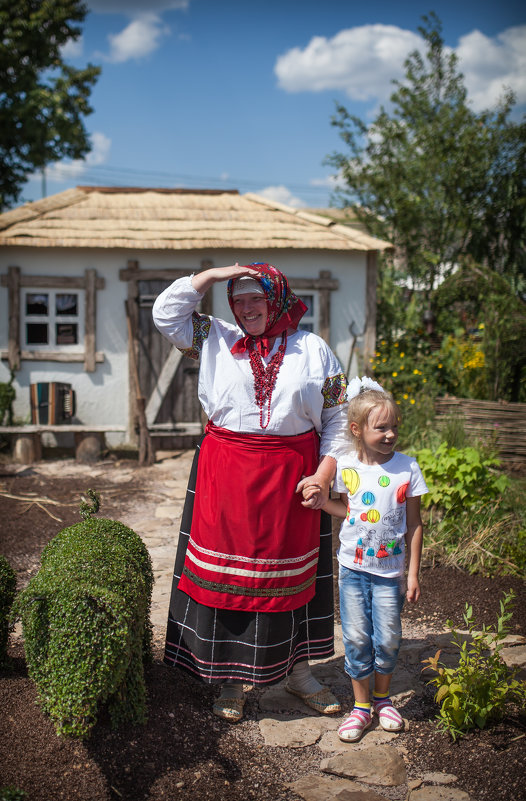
[{"left": 0, "top": 186, "right": 391, "bottom": 456}]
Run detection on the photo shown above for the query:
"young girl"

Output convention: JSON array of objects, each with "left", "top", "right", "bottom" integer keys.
[{"left": 322, "top": 377, "right": 428, "bottom": 742}]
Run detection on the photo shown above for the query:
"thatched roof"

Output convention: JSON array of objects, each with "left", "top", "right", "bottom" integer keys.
[{"left": 0, "top": 187, "right": 392, "bottom": 252}]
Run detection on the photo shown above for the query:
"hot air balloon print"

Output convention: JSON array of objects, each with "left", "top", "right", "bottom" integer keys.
[
  {"left": 367, "top": 508, "right": 380, "bottom": 523},
  {"left": 378, "top": 475, "right": 390, "bottom": 487},
  {"left": 342, "top": 468, "right": 360, "bottom": 495},
  {"left": 361, "top": 491, "right": 375, "bottom": 506},
  {"left": 396, "top": 482, "right": 410, "bottom": 504}
]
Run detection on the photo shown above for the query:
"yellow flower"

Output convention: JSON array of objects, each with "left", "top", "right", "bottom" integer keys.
[
  {"left": 375, "top": 352, "right": 380, "bottom": 357},
  {"left": 392, "top": 371, "right": 398, "bottom": 377},
  {"left": 400, "top": 365, "right": 404, "bottom": 370},
  {"left": 394, "top": 343, "right": 399, "bottom": 348},
  {"left": 403, "top": 393, "right": 408, "bottom": 399},
  {"left": 423, "top": 378, "right": 427, "bottom": 383},
  {"left": 413, "top": 369, "right": 419, "bottom": 375},
  {"left": 438, "top": 364, "right": 443, "bottom": 368},
  {"left": 400, "top": 352, "right": 405, "bottom": 357},
  {"left": 369, "top": 358, "right": 374, "bottom": 363},
  {"left": 381, "top": 340, "right": 386, "bottom": 345},
  {"left": 382, "top": 358, "right": 387, "bottom": 363},
  {"left": 410, "top": 399, "right": 415, "bottom": 404},
  {"left": 478, "top": 323, "right": 485, "bottom": 330}
]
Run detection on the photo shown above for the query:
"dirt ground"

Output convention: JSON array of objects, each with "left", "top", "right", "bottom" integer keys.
[{"left": 1, "top": 453, "right": 525, "bottom": 801}]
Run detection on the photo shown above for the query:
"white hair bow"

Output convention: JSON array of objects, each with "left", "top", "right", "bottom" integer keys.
[{"left": 347, "top": 375, "right": 386, "bottom": 400}]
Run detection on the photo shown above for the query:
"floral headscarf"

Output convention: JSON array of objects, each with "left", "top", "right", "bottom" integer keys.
[{"left": 227, "top": 263, "right": 307, "bottom": 356}]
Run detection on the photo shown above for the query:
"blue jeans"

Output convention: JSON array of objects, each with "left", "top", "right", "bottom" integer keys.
[{"left": 339, "top": 565, "right": 405, "bottom": 681}]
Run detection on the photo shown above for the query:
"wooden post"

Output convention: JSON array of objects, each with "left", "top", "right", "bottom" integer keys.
[
  {"left": 363, "top": 252, "right": 378, "bottom": 375},
  {"left": 84, "top": 268, "right": 96, "bottom": 372},
  {"left": 7, "top": 266, "right": 21, "bottom": 371}
]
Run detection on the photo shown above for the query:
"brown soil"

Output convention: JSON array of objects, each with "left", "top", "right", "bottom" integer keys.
[{"left": 1, "top": 456, "right": 525, "bottom": 801}]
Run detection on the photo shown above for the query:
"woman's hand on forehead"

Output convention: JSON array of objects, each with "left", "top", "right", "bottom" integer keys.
[{"left": 216, "top": 263, "right": 260, "bottom": 281}]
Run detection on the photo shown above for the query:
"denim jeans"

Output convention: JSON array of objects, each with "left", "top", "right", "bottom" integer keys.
[{"left": 339, "top": 565, "right": 405, "bottom": 681}]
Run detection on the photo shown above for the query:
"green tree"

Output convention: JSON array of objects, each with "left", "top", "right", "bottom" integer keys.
[
  {"left": 0, "top": 0, "right": 100, "bottom": 210},
  {"left": 327, "top": 13, "right": 526, "bottom": 299}
]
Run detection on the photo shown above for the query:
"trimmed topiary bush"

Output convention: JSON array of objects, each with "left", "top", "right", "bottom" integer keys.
[
  {"left": 13, "top": 490, "right": 153, "bottom": 737},
  {"left": 0, "top": 555, "right": 17, "bottom": 668}
]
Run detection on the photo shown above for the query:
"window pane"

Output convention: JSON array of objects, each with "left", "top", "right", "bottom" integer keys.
[
  {"left": 56, "top": 293, "right": 78, "bottom": 315},
  {"left": 56, "top": 323, "right": 78, "bottom": 345},
  {"left": 298, "top": 294, "right": 313, "bottom": 315},
  {"left": 26, "top": 293, "right": 48, "bottom": 315},
  {"left": 26, "top": 323, "right": 48, "bottom": 344}
]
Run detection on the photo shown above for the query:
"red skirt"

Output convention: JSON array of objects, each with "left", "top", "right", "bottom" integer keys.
[{"left": 177, "top": 422, "right": 321, "bottom": 613}]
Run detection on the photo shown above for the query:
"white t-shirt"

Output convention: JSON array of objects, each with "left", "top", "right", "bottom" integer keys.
[
  {"left": 334, "top": 451, "right": 428, "bottom": 577},
  {"left": 152, "top": 276, "right": 348, "bottom": 459}
]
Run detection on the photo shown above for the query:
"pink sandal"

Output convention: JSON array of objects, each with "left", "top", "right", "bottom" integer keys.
[
  {"left": 373, "top": 698, "right": 404, "bottom": 731},
  {"left": 337, "top": 708, "right": 372, "bottom": 742}
]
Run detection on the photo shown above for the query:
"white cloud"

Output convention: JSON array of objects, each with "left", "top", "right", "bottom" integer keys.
[
  {"left": 456, "top": 26, "right": 526, "bottom": 110},
  {"left": 87, "top": 0, "right": 187, "bottom": 13},
  {"left": 275, "top": 23, "right": 526, "bottom": 112},
  {"left": 103, "top": 14, "right": 170, "bottom": 62},
  {"left": 256, "top": 185, "right": 307, "bottom": 208},
  {"left": 61, "top": 35, "right": 83, "bottom": 59},
  {"left": 275, "top": 25, "right": 421, "bottom": 103},
  {"left": 45, "top": 132, "right": 112, "bottom": 182}
]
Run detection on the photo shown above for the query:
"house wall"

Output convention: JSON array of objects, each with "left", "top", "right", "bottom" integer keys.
[{"left": 0, "top": 246, "right": 367, "bottom": 445}]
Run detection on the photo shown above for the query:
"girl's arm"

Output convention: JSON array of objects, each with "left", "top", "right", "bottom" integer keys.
[
  {"left": 405, "top": 495, "right": 424, "bottom": 603},
  {"left": 322, "top": 492, "right": 348, "bottom": 518}
]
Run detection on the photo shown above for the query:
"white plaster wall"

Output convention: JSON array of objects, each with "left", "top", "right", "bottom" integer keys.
[{"left": 1, "top": 247, "right": 368, "bottom": 444}]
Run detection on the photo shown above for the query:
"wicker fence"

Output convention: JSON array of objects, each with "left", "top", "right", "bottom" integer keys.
[{"left": 434, "top": 396, "right": 526, "bottom": 464}]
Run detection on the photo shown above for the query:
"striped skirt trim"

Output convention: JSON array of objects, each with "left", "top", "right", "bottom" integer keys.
[{"left": 163, "top": 438, "right": 335, "bottom": 685}]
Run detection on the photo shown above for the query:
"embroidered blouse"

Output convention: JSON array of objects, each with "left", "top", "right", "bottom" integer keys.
[{"left": 152, "top": 276, "right": 348, "bottom": 459}]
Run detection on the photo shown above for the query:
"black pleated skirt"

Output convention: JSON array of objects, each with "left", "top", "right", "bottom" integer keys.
[{"left": 163, "top": 438, "right": 335, "bottom": 685}]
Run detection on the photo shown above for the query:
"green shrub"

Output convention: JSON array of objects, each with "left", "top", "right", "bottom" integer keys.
[
  {"left": 0, "top": 788, "right": 26, "bottom": 801},
  {"left": 0, "top": 555, "right": 17, "bottom": 668},
  {"left": 13, "top": 490, "right": 153, "bottom": 737},
  {"left": 415, "top": 442, "right": 509, "bottom": 517},
  {"left": 422, "top": 591, "right": 526, "bottom": 740},
  {"left": 0, "top": 370, "right": 16, "bottom": 426}
]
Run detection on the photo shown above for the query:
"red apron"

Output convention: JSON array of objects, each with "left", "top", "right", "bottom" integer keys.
[{"left": 177, "top": 422, "right": 321, "bottom": 612}]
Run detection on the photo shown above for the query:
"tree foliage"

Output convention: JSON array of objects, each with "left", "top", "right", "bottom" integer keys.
[
  {"left": 0, "top": 0, "right": 100, "bottom": 210},
  {"left": 327, "top": 13, "right": 526, "bottom": 296}
]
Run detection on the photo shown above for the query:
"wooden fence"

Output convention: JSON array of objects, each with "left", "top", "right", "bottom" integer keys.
[{"left": 434, "top": 396, "right": 526, "bottom": 463}]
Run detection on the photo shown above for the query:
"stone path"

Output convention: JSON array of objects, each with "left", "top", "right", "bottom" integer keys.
[{"left": 117, "top": 451, "right": 526, "bottom": 801}]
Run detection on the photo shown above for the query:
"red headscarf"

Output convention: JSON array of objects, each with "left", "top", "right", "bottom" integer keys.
[{"left": 228, "top": 263, "right": 307, "bottom": 357}]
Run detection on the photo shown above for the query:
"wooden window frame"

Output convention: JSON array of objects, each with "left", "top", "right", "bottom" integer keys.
[{"left": 1, "top": 266, "right": 105, "bottom": 372}]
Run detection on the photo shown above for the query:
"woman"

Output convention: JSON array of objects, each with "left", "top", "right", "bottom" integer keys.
[{"left": 152, "top": 262, "right": 348, "bottom": 722}]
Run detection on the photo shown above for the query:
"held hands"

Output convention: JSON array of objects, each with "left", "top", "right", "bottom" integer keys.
[{"left": 296, "top": 475, "right": 329, "bottom": 510}]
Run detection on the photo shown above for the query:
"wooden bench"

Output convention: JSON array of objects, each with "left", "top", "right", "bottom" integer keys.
[{"left": 0, "top": 424, "right": 127, "bottom": 464}]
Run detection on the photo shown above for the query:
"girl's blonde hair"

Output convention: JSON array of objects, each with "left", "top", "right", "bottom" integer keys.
[{"left": 347, "top": 389, "right": 400, "bottom": 444}]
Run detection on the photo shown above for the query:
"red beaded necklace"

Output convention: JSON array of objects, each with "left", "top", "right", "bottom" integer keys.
[{"left": 248, "top": 331, "right": 288, "bottom": 429}]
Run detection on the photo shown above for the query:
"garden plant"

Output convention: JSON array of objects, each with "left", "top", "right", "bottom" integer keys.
[
  {"left": 0, "top": 555, "right": 16, "bottom": 668},
  {"left": 13, "top": 490, "right": 154, "bottom": 737},
  {"left": 422, "top": 590, "right": 526, "bottom": 740}
]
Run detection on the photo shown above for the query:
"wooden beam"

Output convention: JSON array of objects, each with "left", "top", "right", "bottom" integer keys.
[
  {"left": 1, "top": 350, "right": 104, "bottom": 363},
  {"left": 1, "top": 274, "right": 105, "bottom": 289},
  {"left": 7, "top": 266, "right": 20, "bottom": 370},
  {"left": 363, "top": 251, "right": 377, "bottom": 375},
  {"left": 119, "top": 267, "right": 193, "bottom": 281},
  {"left": 84, "top": 268, "right": 96, "bottom": 372}
]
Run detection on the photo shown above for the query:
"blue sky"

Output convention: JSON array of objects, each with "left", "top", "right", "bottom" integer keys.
[{"left": 22, "top": 0, "right": 526, "bottom": 209}]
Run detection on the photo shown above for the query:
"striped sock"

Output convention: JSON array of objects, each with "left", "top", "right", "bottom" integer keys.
[{"left": 354, "top": 701, "right": 372, "bottom": 715}]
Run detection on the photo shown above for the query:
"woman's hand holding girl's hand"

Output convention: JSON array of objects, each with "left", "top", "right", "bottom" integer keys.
[{"left": 296, "top": 476, "right": 329, "bottom": 509}]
